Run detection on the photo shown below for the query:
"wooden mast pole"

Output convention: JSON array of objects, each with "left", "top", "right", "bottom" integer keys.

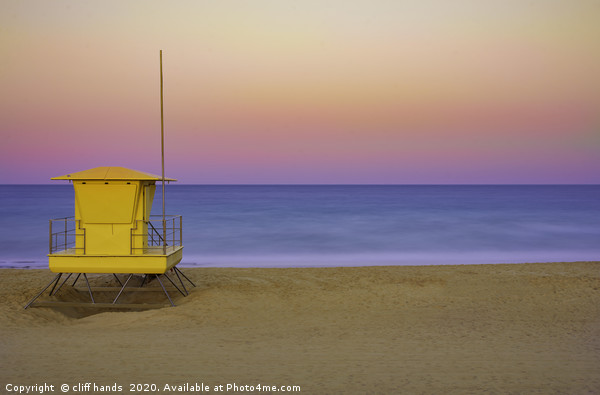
[{"left": 160, "top": 50, "right": 167, "bottom": 255}]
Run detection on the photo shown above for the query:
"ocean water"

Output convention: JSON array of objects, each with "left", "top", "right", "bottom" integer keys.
[{"left": 0, "top": 185, "right": 599, "bottom": 268}]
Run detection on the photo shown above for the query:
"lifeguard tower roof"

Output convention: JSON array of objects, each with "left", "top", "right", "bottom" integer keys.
[{"left": 52, "top": 166, "right": 176, "bottom": 181}]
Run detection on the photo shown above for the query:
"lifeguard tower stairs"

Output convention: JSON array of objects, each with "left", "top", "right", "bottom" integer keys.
[{"left": 25, "top": 166, "right": 195, "bottom": 309}]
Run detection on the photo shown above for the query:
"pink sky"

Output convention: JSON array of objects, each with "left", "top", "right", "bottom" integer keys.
[{"left": 1, "top": 0, "right": 599, "bottom": 184}]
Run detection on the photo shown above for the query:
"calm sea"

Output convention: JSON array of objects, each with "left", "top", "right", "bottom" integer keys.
[{"left": 0, "top": 185, "right": 598, "bottom": 268}]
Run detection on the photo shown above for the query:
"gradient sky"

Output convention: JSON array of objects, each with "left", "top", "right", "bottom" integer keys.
[{"left": 1, "top": 0, "right": 599, "bottom": 184}]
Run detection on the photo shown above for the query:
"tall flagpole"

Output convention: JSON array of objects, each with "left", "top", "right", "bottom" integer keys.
[{"left": 160, "top": 50, "right": 167, "bottom": 255}]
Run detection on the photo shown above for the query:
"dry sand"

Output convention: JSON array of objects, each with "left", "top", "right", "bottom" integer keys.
[{"left": 1, "top": 262, "right": 599, "bottom": 394}]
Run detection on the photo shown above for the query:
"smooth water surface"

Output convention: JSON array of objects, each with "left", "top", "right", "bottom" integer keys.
[{"left": 1, "top": 185, "right": 598, "bottom": 267}]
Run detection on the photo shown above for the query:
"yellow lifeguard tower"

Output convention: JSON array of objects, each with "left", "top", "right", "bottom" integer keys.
[
  {"left": 49, "top": 166, "right": 182, "bottom": 274},
  {"left": 25, "top": 50, "right": 192, "bottom": 309},
  {"left": 25, "top": 166, "right": 194, "bottom": 309}
]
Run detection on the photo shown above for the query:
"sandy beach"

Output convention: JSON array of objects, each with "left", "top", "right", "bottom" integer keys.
[{"left": 1, "top": 262, "right": 599, "bottom": 394}]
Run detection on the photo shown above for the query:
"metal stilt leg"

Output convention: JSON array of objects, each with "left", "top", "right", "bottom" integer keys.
[
  {"left": 155, "top": 274, "right": 175, "bottom": 307},
  {"left": 112, "top": 274, "right": 133, "bottom": 304},
  {"left": 51, "top": 273, "right": 73, "bottom": 296},
  {"left": 24, "top": 273, "right": 62, "bottom": 309},
  {"left": 112, "top": 273, "right": 123, "bottom": 287},
  {"left": 83, "top": 274, "right": 95, "bottom": 303},
  {"left": 173, "top": 268, "right": 188, "bottom": 296},
  {"left": 72, "top": 273, "right": 81, "bottom": 287},
  {"left": 162, "top": 272, "right": 186, "bottom": 296},
  {"left": 48, "top": 273, "right": 63, "bottom": 296},
  {"left": 175, "top": 267, "right": 196, "bottom": 287}
]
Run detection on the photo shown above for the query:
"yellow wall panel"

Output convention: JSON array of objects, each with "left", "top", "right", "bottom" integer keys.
[{"left": 75, "top": 183, "right": 138, "bottom": 224}]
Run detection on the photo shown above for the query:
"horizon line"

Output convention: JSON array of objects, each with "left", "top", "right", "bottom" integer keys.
[{"left": 1, "top": 183, "right": 599, "bottom": 186}]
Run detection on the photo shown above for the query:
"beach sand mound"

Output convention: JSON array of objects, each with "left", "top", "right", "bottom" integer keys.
[{"left": 1, "top": 262, "right": 599, "bottom": 393}]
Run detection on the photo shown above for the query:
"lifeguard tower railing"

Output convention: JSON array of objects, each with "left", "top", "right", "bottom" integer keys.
[
  {"left": 49, "top": 215, "right": 182, "bottom": 255},
  {"left": 49, "top": 217, "right": 85, "bottom": 254},
  {"left": 131, "top": 215, "right": 183, "bottom": 254}
]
